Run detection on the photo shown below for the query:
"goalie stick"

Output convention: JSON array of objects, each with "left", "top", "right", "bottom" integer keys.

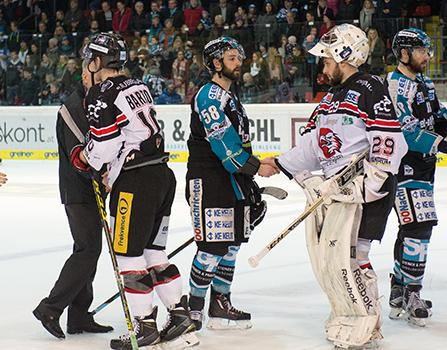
[
  {"left": 92, "top": 185, "right": 288, "bottom": 315},
  {"left": 248, "top": 150, "right": 368, "bottom": 268}
]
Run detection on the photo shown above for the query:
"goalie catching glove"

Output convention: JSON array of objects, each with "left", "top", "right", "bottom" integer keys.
[{"left": 318, "top": 158, "right": 389, "bottom": 204}]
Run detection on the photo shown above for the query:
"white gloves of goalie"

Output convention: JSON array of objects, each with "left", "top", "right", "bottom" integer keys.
[{"left": 318, "top": 159, "right": 389, "bottom": 204}]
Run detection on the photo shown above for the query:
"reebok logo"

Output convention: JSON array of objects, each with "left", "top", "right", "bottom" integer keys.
[{"left": 341, "top": 269, "right": 358, "bottom": 304}]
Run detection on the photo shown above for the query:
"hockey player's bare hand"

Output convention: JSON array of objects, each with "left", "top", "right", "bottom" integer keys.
[
  {"left": 102, "top": 172, "right": 111, "bottom": 192},
  {"left": 258, "top": 164, "right": 279, "bottom": 177},
  {"left": 0, "top": 172, "right": 7, "bottom": 187}
]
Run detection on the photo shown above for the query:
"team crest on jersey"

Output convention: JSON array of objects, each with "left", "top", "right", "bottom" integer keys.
[
  {"left": 345, "top": 90, "right": 360, "bottom": 105},
  {"left": 87, "top": 100, "right": 108, "bottom": 121},
  {"left": 206, "top": 119, "right": 230, "bottom": 140},
  {"left": 319, "top": 127, "right": 342, "bottom": 158}
]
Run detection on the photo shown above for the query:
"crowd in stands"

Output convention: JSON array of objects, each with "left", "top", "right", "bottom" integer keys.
[{"left": 0, "top": 0, "right": 443, "bottom": 105}]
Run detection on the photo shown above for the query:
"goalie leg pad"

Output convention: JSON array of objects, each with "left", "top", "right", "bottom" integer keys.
[{"left": 305, "top": 202, "right": 380, "bottom": 348}]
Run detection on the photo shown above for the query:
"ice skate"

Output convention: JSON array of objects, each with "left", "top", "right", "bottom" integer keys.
[
  {"left": 158, "top": 296, "right": 199, "bottom": 349},
  {"left": 110, "top": 307, "right": 160, "bottom": 350},
  {"left": 388, "top": 276, "right": 432, "bottom": 321},
  {"left": 207, "top": 289, "right": 252, "bottom": 330},
  {"left": 188, "top": 295, "right": 205, "bottom": 331},
  {"left": 402, "top": 285, "right": 431, "bottom": 327}
]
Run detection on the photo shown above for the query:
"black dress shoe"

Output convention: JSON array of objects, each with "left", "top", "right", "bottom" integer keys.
[
  {"left": 67, "top": 314, "right": 113, "bottom": 334},
  {"left": 33, "top": 307, "right": 65, "bottom": 339}
]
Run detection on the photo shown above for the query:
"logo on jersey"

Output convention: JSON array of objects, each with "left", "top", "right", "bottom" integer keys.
[
  {"left": 319, "top": 127, "right": 342, "bottom": 158},
  {"left": 208, "top": 85, "right": 221, "bottom": 100},
  {"left": 206, "top": 119, "right": 230, "bottom": 140},
  {"left": 428, "top": 90, "right": 435, "bottom": 101},
  {"left": 416, "top": 92, "right": 424, "bottom": 105},
  {"left": 100, "top": 80, "right": 114, "bottom": 92},
  {"left": 87, "top": 100, "right": 108, "bottom": 121},
  {"left": 373, "top": 95, "right": 392, "bottom": 115},
  {"left": 345, "top": 90, "right": 360, "bottom": 105},
  {"left": 321, "top": 93, "right": 333, "bottom": 104}
]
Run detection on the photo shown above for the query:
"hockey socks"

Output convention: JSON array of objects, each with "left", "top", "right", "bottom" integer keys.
[{"left": 211, "top": 246, "right": 239, "bottom": 294}]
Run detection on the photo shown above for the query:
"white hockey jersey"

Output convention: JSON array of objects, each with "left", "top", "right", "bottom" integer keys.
[
  {"left": 83, "top": 75, "right": 160, "bottom": 186},
  {"left": 278, "top": 72, "right": 408, "bottom": 183}
]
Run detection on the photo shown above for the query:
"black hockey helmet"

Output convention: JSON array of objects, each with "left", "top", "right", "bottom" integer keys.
[
  {"left": 392, "top": 28, "right": 433, "bottom": 62},
  {"left": 83, "top": 32, "right": 129, "bottom": 70},
  {"left": 203, "top": 36, "right": 245, "bottom": 73}
]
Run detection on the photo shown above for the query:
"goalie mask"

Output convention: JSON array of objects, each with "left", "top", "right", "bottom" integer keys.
[{"left": 308, "top": 24, "right": 369, "bottom": 68}]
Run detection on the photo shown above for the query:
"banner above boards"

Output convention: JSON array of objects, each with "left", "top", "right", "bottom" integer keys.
[{"left": 2, "top": 104, "right": 447, "bottom": 166}]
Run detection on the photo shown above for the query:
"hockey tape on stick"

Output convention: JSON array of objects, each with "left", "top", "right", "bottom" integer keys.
[
  {"left": 91, "top": 236, "right": 195, "bottom": 315},
  {"left": 248, "top": 150, "right": 367, "bottom": 268}
]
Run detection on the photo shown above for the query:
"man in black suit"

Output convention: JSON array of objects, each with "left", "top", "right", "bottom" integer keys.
[{"left": 33, "top": 61, "right": 113, "bottom": 340}]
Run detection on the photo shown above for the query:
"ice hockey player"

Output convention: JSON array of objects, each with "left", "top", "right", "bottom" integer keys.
[
  {"left": 185, "top": 36, "right": 278, "bottom": 331},
  {"left": 71, "top": 32, "right": 198, "bottom": 349},
  {"left": 263, "top": 24, "right": 408, "bottom": 348},
  {"left": 386, "top": 28, "right": 447, "bottom": 327}
]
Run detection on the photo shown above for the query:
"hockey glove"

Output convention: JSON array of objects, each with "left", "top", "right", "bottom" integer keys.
[
  {"left": 250, "top": 199, "right": 267, "bottom": 231},
  {"left": 70, "top": 144, "right": 90, "bottom": 173},
  {"left": 248, "top": 179, "right": 267, "bottom": 230},
  {"left": 319, "top": 159, "right": 389, "bottom": 204}
]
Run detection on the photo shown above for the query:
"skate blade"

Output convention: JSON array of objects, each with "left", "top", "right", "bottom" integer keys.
[
  {"left": 407, "top": 316, "right": 427, "bottom": 327},
  {"left": 388, "top": 307, "right": 404, "bottom": 320},
  {"left": 206, "top": 318, "right": 252, "bottom": 330},
  {"left": 144, "top": 332, "right": 200, "bottom": 350}
]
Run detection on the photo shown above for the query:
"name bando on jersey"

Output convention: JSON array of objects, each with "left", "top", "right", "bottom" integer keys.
[{"left": 84, "top": 76, "right": 161, "bottom": 186}]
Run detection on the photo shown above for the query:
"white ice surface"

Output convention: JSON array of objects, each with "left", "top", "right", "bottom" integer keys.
[{"left": 0, "top": 161, "right": 446, "bottom": 350}]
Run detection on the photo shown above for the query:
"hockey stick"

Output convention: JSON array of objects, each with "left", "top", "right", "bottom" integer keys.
[
  {"left": 91, "top": 236, "right": 195, "bottom": 316},
  {"left": 92, "top": 179, "right": 139, "bottom": 350},
  {"left": 248, "top": 150, "right": 368, "bottom": 268},
  {"left": 260, "top": 186, "right": 288, "bottom": 200}
]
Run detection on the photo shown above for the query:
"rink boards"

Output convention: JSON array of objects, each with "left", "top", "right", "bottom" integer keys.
[{"left": 1, "top": 104, "right": 447, "bottom": 166}]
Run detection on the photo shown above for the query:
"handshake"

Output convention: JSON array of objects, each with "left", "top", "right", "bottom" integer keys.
[{"left": 258, "top": 157, "right": 280, "bottom": 178}]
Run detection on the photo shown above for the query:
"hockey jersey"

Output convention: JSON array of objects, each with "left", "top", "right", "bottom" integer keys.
[
  {"left": 278, "top": 72, "right": 408, "bottom": 199},
  {"left": 83, "top": 75, "right": 161, "bottom": 186},
  {"left": 387, "top": 69, "right": 447, "bottom": 190},
  {"left": 187, "top": 82, "right": 260, "bottom": 200}
]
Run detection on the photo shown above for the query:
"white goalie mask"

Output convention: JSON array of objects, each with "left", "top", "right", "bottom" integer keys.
[{"left": 309, "top": 24, "right": 369, "bottom": 68}]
